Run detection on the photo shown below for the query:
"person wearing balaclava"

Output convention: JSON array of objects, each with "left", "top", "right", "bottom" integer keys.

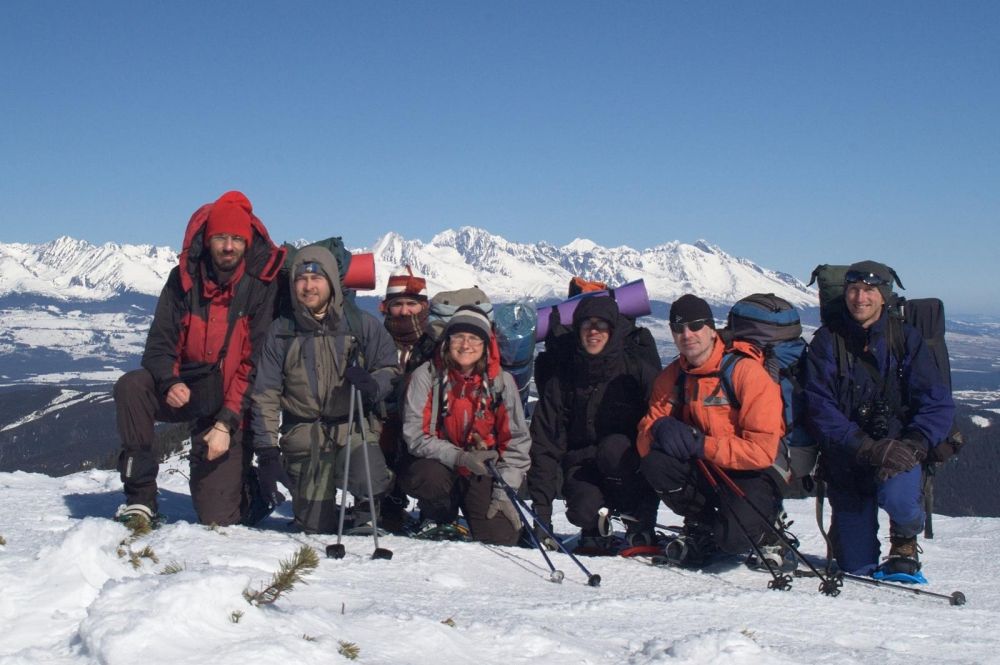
[
  {"left": 376, "top": 265, "right": 434, "bottom": 530},
  {"left": 803, "top": 260, "right": 954, "bottom": 580},
  {"left": 528, "top": 295, "right": 659, "bottom": 553}
]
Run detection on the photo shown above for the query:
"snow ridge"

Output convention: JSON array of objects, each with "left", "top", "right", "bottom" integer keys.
[{"left": 1, "top": 228, "right": 815, "bottom": 306}]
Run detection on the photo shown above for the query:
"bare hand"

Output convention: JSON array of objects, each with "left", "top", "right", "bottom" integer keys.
[
  {"left": 204, "top": 424, "right": 231, "bottom": 461},
  {"left": 166, "top": 382, "right": 191, "bottom": 408}
]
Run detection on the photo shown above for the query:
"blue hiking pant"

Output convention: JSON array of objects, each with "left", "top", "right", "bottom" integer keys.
[{"left": 828, "top": 464, "right": 924, "bottom": 575}]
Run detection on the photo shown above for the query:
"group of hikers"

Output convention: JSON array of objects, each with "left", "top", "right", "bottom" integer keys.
[{"left": 113, "top": 190, "right": 957, "bottom": 583}]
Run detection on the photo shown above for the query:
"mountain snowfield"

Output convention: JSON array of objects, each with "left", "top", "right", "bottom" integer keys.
[
  {"left": 0, "top": 451, "right": 996, "bottom": 665},
  {"left": 0, "top": 228, "right": 816, "bottom": 307}
]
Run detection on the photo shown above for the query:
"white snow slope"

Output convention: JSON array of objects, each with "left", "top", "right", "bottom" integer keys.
[{"left": 0, "top": 453, "right": 994, "bottom": 665}]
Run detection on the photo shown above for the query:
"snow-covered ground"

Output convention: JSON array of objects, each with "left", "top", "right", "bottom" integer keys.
[{"left": 0, "top": 453, "right": 994, "bottom": 665}]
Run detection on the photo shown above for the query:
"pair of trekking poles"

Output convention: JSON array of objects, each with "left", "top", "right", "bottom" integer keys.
[
  {"left": 325, "top": 378, "right": 393, "bottom": 561},
  {"left": 702, "top": 459, "right": 966, "bottom": 605}
]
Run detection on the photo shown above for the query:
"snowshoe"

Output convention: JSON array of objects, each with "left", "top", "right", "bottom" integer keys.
[{"left": 410, "top": 519, "right": 472, "bottom": 542}]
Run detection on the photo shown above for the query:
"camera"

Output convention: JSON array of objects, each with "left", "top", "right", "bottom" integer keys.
[{"left": 856, "top": 398, "right": 891, "bottom": 439}]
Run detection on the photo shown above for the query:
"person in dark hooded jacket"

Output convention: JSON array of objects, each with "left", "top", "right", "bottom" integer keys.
[
  {"left": 114, "top": 191, "right": 286, "bottom": 527},
  {"left": 528, "top": 295, "right": 660, "bottom": 551}
]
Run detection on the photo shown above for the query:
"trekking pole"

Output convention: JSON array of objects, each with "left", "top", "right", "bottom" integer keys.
[
  {"left": 353, "top": 384, "right": 393, "bottom": 560},
  {"left": 694, "top": 459, "right": 793, "bottom": 592},
  {"left": 485, "top": 460, "right": 601, "bottom": 587},
  {"left": 326, "top": 387, "right": 357, "bottom": 560},
  {"left": 489, "top": 470, "right": 565, "bottom": 584},
  {"left": 704, "top": 460, "right": 842, "bottom": 597},
  {"left": 793, "top": 569, "right": 966, "bottom": 606}
]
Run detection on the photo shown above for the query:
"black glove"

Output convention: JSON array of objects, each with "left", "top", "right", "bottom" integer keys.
[
  {"left": 856, "top": 437, "right": 926, "bottom": 481},
  {"left": 256, "top": 447, "right": 292, "bottom": 508},
  {"left": 928, "top": 428, "right": 963, "bottom": 464},
  {"left": 456, "top": 449, "right": 499, "bottom": 476},
  {"left": 345, "top": 365, "right": 380, "bottom": 400},
  {"left": 651, "top": 416, "right": 705, "bottom": 459}
]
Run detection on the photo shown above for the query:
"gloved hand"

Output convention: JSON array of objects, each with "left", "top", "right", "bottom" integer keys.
[
  {"left": 650, "top": 416, "right": 705, "bottom": 459},
  {"left": 531, "top": 502, "right": 558, "bottom": 551},
  {"left": 486, "top": 486, "right": 522, "bottom": 532},
  {"left": 256, "top": 447, "right": 292, "bottom": 508},
  {"left": 456, "top": 449, "right": 499, "bottom": 476},
  {"left": 345, "top": 365, "right": 380, "bottom": 400},
  {"left": 856, "top": 436, "right": 926, "bottom": 481}
]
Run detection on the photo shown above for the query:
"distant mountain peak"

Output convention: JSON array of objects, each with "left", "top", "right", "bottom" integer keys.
[{"left": 1, "top": 228, "right": 816, "bottom": 306}]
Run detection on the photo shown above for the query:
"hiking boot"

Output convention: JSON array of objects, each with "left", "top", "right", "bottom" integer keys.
[
  {"left": 350, "top": 498, "right": 380, "bottom": 529},
  {"left": 378, "top": 493, "right": 411, "bottom": 534},
  {"left": 745, "top": 513, "right": 798, "bottom": 572},
  {"left": 623, "top": 500, "right": 658, "bottom": 547},
  {"left": 746, "top": 534, "right": 794, "bottom": 572},
  {"left": 115, "top": 503, "right": 159, "bottom": 532},
  {"left": 878, "top": 535, "right": 922, "bottom": 576},
  {"left": 575, "top": 530, "right": 617, "bottom": 555},
  {"left": 662, "top": 520, "right": 716, "bottom": 567}
]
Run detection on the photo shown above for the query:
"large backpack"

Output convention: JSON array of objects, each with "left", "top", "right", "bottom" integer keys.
[{"left": 714, "top": 293, "right": 815, "bottom": 482}]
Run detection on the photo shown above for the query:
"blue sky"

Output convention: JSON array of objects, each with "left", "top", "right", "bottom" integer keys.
[{"left": 1, "top": 2, "right": 997, "bottom": 314}]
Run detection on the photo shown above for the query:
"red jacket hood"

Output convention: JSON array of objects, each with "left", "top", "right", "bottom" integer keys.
[{"left": 177, "top": 201, "right": 286, "bottom": 293}]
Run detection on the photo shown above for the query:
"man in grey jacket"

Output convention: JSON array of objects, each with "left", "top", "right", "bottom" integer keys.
[{"left": 250, "top": 245, "right": 399, "bottom": 533}]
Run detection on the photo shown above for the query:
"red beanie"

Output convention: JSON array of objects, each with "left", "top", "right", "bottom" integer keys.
[{"left": 204, "top": 191, "right": 253, "bottom": 246}]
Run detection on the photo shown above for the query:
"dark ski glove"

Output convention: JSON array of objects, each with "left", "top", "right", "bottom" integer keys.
[
  {"left": 256, "top": 447, "right": 292, "bottom": 508},
  {"left": 650, "top": 416, "right": 705, "bottom": 460},
  {"left": 345, "top": 365, "right": 380, "bottom": 400},
  {"left": 856, "top": 436, "right": 926, "bottom": 481},
  {"left": 487, "top": 486, "right": 522, "bottom": 532},
  {"left": 456, "top": 449, "right": 499, "bottom": 476}
]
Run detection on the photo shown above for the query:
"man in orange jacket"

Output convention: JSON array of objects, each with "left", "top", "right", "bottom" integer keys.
[{"left": 637, "top": 294, "right": 784, "bottom": 567}]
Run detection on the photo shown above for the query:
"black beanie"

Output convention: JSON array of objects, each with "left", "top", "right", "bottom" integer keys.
[
  {"left": 670, "top": 294, "right": 715, "bottom": 328},
  {"left": 573, "top": 295, "right": 618, "bottom": 330}
]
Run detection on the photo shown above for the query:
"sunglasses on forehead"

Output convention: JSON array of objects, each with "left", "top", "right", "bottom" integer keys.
[
  {"left": 844, "top": 270, "right": 891, "bottom": 287},
  {"left": 669, "top": 318, "right": 711, "bottom": 334}
]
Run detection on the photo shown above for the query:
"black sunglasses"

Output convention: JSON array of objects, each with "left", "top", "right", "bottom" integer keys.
[
  {"left": 844, "top": 270, "right": 891, "bottom": 287},
  {"left": 581, "top": 318, "right": 611, "bottom": 332},
  {"left": 669, "top": 318, "right": 711, "bottom": 334}
]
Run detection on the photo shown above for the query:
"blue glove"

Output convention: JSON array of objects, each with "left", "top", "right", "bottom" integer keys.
[
  {"left": 650, "top": 416, "right": 705, "bottom": 459},
  {"left": 345, "top": 365, "right": 380, "bottom": 400},
  {"left": 256, "top": 447, "right": 292, "bottom": 508}
]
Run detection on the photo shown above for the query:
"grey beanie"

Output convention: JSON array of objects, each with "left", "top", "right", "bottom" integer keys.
[{"left": 445, "top": 305, "right": 492, "bottom": 343}]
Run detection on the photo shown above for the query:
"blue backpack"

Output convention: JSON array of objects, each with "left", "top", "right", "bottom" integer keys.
[{"left": 717, "top": 293, "right": 816, "bottom": 483}]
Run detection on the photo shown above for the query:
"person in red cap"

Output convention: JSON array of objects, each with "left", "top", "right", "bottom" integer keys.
[
  {"left": 113, "top": 191, "right": 286, "bottom": 528},
  {"left": 376, "top": 265, "right": 434, "bottom": 530}
]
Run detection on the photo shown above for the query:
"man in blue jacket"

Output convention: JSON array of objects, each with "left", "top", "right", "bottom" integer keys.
[{"left": 803, "top": 260, "right": 954, "bottom": 578}]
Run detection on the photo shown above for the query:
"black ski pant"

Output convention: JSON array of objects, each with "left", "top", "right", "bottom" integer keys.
[
  {"left": 563, "top": 434, "right": 658, "bottom": 533},
  {"left": 114, "top": 368, "right": 251, "bottom": 526},
  {"left": 401, "top": 457, "right": 519, "bottom": 546},
  {"left": 640, "top": 450, "right": 780, "bottom": 554}
]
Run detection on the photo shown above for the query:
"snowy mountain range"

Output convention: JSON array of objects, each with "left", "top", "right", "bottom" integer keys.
[{"left": 0, "top": 228, "right": 816, "bottom": 307}]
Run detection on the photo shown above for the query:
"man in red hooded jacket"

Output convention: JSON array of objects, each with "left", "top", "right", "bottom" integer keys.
[{"left": 114, "top": 191, "right": 286, "bottom": 527}]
